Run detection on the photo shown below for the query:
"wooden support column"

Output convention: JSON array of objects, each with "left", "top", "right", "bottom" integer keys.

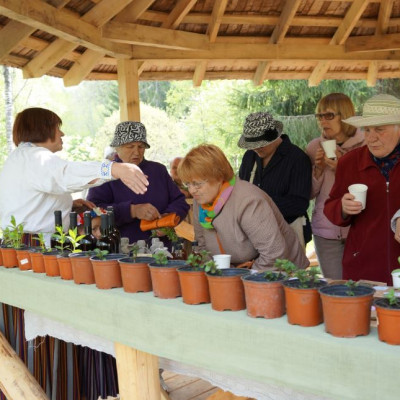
[
  {"left": 117, "top": 59, "right": 141, "bottom": 121},
  {"left": 0, "top": 332, "right": 48, "bottom": 400},
  {"left": 115, "top": 342, "right": 161, "bottom": 400}
]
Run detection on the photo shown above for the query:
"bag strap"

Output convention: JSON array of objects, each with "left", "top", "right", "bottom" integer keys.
[
  {"left": 249, "top": 161, "right": 257, "bottom": 184},
  {"left": 215, "top": 231, "right": 225, "bottom": 254}
]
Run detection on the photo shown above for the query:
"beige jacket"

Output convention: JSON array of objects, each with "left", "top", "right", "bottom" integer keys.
[{"left": 194, "top": 179, "right": 309, "bottom": 270}]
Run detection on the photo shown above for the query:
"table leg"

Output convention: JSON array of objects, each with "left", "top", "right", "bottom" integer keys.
[{"left": 115, "top": 342, "right": 161, "bottom": 400}]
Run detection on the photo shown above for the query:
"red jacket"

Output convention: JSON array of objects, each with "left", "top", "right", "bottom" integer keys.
[{"left": 324, "top": 145, "right": 400, "bottom": 285}]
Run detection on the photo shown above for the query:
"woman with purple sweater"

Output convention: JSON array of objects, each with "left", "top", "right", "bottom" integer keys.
[{"left": 87, "top": 121, "right": 189, "bottom": 243}]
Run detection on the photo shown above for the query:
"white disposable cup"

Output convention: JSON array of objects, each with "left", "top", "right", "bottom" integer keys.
[
  {"left": 392, "top": 269, "right": 400, "bottom": 289},
  {"left": 213, "top": 254, "right": 231, "bottom": 269},
  {"left": 321, "top": 140, "right": 337, "bottom": 159},
  {"left": 348, "top": 184, "right": 368, "bottom": 210}
]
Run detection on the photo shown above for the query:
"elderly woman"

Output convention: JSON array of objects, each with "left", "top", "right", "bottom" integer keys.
[
  {"left": 0, "top": 107, "right": 148, "bottom": 244},
  {"left": 325, "top": 94, "right": 400, "bottom": 285},
  {"left": 306, "top": 93, "right": 364, "bottom": 279},
  {"left": 178, "top": 144, "right": 309, "bottom": 270},
  {"left": 87, "top": 121, "right": 189, "bottom": 243}
]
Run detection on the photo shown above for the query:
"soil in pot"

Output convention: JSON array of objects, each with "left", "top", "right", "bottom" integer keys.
[
  {"left": 16, "top": 247, "right": 32, "bottom": 271},
  {"left": 283, "top": 279, "right": 327, "bottom": 327},
  {"left": 29, "top": 250, "right": 45, "bottom": 273},
  {"left": 319, "top": 284, "right": 375, "bottom": 338},
  {"left": 57, "top": 253, "right": 73, "bottom": 280},
  {"left": 70, "top": 252, "right": 96, "bottom": 284},
  {"left": 242, "top": 272, "right": 285, "bottom": 318},
  {"left": 178, "top": 266, "right": 210, "bottom": 305},
  {"left": 1, "top": 247, "right": 18, "bottom": 268},
  {"left": 90, "top": 254, "right": 124, "bottom": 289},
  {"left": 206, "top": 268, "right": 248, "bottom": 311},
  {"left": 43, "top": 250, "right": 60, "bottom": 277},
  {"left": 119, "top": 256, "right": 153, "bottom": 293},
  {"left": 149, "top": 260, "right": 187, "bottom": 299},
  {"left": 374, "top": 298, "right": 400, "bottom": 345}
]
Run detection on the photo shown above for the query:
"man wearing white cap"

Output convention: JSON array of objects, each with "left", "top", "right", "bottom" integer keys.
[{"left": 324, "top": 94, "right": 400, "bottom": 285}]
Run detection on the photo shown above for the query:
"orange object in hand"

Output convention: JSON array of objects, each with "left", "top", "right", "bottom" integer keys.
[{"left": 140, "top": 213, "right": 180, "bottom": 231}]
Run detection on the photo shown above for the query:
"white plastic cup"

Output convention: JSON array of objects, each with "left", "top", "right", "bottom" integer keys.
[
  {"left": 213, "top": 254, "right": 231, "bottom": 269},
  {"left": 348, "top": 184, "right": 368, "bottom": 210},
  {"left": 321, "top": 140, "right": 337, "bottom": 159},
  {"left": 392, "top": 269, "right": 400, "bottom": 289}
]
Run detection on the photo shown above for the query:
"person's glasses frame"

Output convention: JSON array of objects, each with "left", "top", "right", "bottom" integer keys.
[
  {"left": 315, "top": 112, "right": 341, "bottom": 121},
  {"left": 183, "top": 180, "right": 208, "bottom": 190}
]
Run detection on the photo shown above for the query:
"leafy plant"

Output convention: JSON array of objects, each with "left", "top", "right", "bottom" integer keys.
[
  {"left": 130, "top": 244, "right": 140, "bottom": 261},
  {"left": 151, "top": 227, "right": 178, "bottom": 243},
  {"left": 345, "top": 279, "right": 358, "bottom": 296},
  {"left": 33, "top": 232, "right": 49, "bottom": 253},
  {"left": 2, "top": 227, "right": 11, "bottom": 247},
  {"left": 153, "top": 251, "right": 168, "bottom": 265},
  {"left": 66, "top": 227, "right": 85, "bottom": 253},
  {"left": 273, "top": 259, "right": 297, "bottom": 278},
  {"left": 264, "top": 271, "right": 285, "bottom": 281},
  {"left": 51, "top": 225, "right": 69, "bottom": 252},
  {"left": 385, "top": 288, "right": 400, "bottom": 307},
  {"left": 186, "top": 250, "right": 220, "bottom": 275},
  {"left": 93, "top": 248, "right": 109, "bottom": 260},
  {"left": 6, "top": 215, "right": 25, "bottom": 248},
  {"left": 294, "top": 267, "right": 321, "bottom": 288}
]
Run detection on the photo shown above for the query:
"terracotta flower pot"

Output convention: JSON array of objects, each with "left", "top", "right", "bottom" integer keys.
[
  {"left": 15, "top": 247, "right": 32, "bottom": 271},
  {"left": 119, "top": 257, "right": 153, "bottom": 293},
  {"left": 242, "top": 272, "right": 285, "bottom": 319},
  {"left": 178, "top": 266, "right": 210, "bottom": 305},
  {"left": 149, "top": 260, "right": 186, "bottom": 299},
  {"left": 70, "top": 252, "right": 96, "bottom": 285},
  {"left": 43, "top": 250, "right": 60, "bottom": 277},
  {"left": 30, "top": 250, "right": 45, "bottom": 273},
  {"left": 1, "top": 247, "right": 18, "bottom": 268},
  {"left": 319, "top": 284, "right": 375, "bottom": 338},
  {"left": 283, "top": 279, "right": 327, "bottom": 327},
  {"left": 0, "top": 246, "right": 3, "bottom": 266},
  {"left": 374, "top": 298, "right": 400, "bottom": 345},
  {"left": 206, "top": 268, "right": 248, "bottom": 311},
  {"left": 57, "top": 253, "right": 73, "bottom": 280},
  {"left": 90, "top": 254, "right": 124, "bottom": 289}
]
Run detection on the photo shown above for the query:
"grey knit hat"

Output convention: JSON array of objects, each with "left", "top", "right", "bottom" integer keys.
[
  {"left": 238, "top": 112, "right": 283, "bottom": 150},
  {"left": 110, "top": 121, "right": 150, "bottom": 148}
]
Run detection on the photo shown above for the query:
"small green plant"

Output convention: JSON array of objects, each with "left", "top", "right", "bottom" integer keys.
[
  {"left": 151, "top": 227, "right": 178, "bottom": 243},
  {"left": 93, "top": 248, "right": 109, "bottom": 260},
  {"left": 130, "top": 244, "right": 140, "bottom": 261},
  {"left": 345, "top": 279, "right": 358, "bottom": 296},
  {"left": 66, "top": 227, "right": 85, "bottom": 253},
  {"left": 153, "top": 251, "right": 168, "bottom": 265},
  {"left": 264, "top": 271, "right": 285, "bottom": 281},
  {"left": 2, "top": 227, "right": 12, "bottom": 247},
  {"left": 6, "top": 216, "right": 25, "bottom": 248},
  {"left": 294, "top": 267, "right": 321, "bottom": 288},
  {"left": 385, "top": 288, "right": 400, "bottom": 307},
  {"left": 186, "top": 250, "right": 220, "bottom": 275},
  {"left": 203, "top": 259, "right": 219, "bottom": 274},
  {"left": 274, "top": 259, "right": 297, "bottom": 277},
  {"left": 33, "top": 232, "right": 49, "bottom": 252},
  {"left": 51, "top": 225, "right": 69, "bottom": 252}
]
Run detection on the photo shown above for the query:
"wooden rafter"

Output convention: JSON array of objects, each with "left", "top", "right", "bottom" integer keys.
[
  {"left": 207, "top": 0, "right": 228, "bottom": 43},
  {"left": 0, "top": 20, "right": 35, "bottom": 61},
  {"left": 308, "top": 0, "right": 369, "bottom": 86},
  {"left": 113, "top": 0, "right": 156, "bottom": 23},
  {"left": 193, "top": 60, "right": 207, "bottom": 87},
  {"left": 81, "top": 0, "right": 134, "bottom": 27},
  {"left": 161, "top": 0, "right": 197, "bottom": 29},
  {"left": 346, "top": 32, "right": 400, "bottom": 52}
]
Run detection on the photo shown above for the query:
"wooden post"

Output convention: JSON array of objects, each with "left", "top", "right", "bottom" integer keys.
[
  {"left": 0, "top": 332, "right": 48, "bottom": 400},
  {"left": 115, "top": 342, "right": 161, "bottom": 400},
  {"left": 117, "top": 59, "right": 141, "bottom": 121}
]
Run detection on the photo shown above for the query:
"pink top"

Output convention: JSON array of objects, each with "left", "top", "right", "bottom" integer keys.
[{"left": 305, "top": 130, "right": 365, "bottom": 240}]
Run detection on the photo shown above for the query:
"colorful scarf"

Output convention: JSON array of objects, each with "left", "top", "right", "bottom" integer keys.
[
  {"left": 199, "top": 176, "right": 236, "bottom": 229},
  {"left": 372, "top": 143, "right": 400, "bottom": 181}
]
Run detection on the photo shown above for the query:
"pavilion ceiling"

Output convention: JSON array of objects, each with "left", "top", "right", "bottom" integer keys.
[{"left": 0, "top": 0, "right": 400, "bottom": 87}]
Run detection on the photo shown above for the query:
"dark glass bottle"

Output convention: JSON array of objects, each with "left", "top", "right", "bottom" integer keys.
[
  {"left": 79, "top": 211, "right": 96, "bottom": 251},
  {"left": 173, "top": 239, "right": 186, "bottom": 260},
  {"left": 106, "top": 207, "right": 120, "bottom": 252},
  {"left": 96, "top": 214, "right": 113, "bottom": 253},
  {"left": 50, "top": 210, "right": 63, "bottom": 250}
]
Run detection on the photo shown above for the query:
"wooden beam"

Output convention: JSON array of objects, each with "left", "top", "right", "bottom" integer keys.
[
  {"left": 113, "top": 0, "right": 156, "bottom": 22},
  {"left": 103, "top": 21, "right": 210, "bottom": 51},
  {"left": 270, "top": 0, "right": 302, "bottom": 44},
  {"left": 47, "top": 0, "right": 69, "bottom": 8},
  {"left": 22, "top": 39, "right": 76, "bottom": 78},
  {"left": 0, "top": 20, "right": 35, "bottom": 61},
  {"left": 118, "top": 59, "right": 140, "bottom": 121},
  {"left": 0, "top": 0, "right": 132, "bottom": 58},
  {"left": 82, "top": 0, "right": 134, "bottom": 27},
  {"left": 63, "top": 49, "right": 105, "bottom": 86},
  {"left": 308, "top": 0, "right": 369, "bottom": 86},
  {"left": 161, "top": 0, "right": 197, "bottom": 29},
  {"left": 0, "top": 332, "right": 48, "bottom": 400},
  {"left": 253, "top": 61, "right": 271, "bottom": 86},
  {"left": 367, "top": 61, "right": 378, "bottom": 87},
  {"left": 207, "top": 0, "right": 229, "bottom": 43},
  {"left": 114, "top": 343, "right": 160, "bottom": 400},
  {"left": 346, "top": 32, "right": 400, "bottom": 52},
  {"left": 376, "top": 0, "right": 394, "bottom": 35},
  {"left": 193, "top": 60, "right": 207, "bottom": 87}
]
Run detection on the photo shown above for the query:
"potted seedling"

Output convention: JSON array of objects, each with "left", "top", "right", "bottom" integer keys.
[
  {"left": 283, "top": 264, "right": 327, "bottom": 327},
  {"left": 319, "top": 280, "right": 375, "bottom": 337},
  {"left": 52, "top": 226, "right": 73, "bottom": 280},
  {"left": 29, "top": 233, "right": 48, "bottom": 273},
  {"left": 149, "top": 251, "right": 186, "bottom": 299},
  {"left": 119, "top": 244, "right": 154, "bottom": 293},
  {"left": 2, "top": 216, "right": 24, "bottom": 268},
  {"left": 90, "top": 248, "right": 124, "bottom": 290},
  {"left": 177, "top": 250, "right": 213, "bottom": 305},
  {"left": 241, "top": 258, "right": 292, "bottom": 319},
  {"left": 374, "top": 288, "right": 400, "bottom": 345}
]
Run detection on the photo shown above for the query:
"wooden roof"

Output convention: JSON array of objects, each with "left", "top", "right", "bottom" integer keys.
[{"left": 1, "top": 0, "right": 400, "bottom": 87}]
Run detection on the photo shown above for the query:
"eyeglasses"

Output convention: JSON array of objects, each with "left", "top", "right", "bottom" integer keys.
[
  {"left": 183, "top": 180, "right": 208, "bottom": 190},
  {"left": 315, "top": 112, "right": 341, "bottom": 121}
]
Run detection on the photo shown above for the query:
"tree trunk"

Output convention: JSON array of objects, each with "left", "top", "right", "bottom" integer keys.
[{"left": 3, "top": 66, "right": 13, "bottom": 154}]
